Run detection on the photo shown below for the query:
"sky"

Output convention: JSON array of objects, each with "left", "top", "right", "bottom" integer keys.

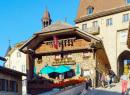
[{"left": 0, "top": 0, "right": 80, "bottom": 66}]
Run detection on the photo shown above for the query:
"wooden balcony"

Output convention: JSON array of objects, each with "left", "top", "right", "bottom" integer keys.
[
  {"left": 52, "top": 62, "right": 76, "bottom": 66},
  {"left": 84, "top": 26, "right": 100, "bottom": 35}
]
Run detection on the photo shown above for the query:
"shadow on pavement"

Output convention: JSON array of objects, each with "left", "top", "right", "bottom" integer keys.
[{"left": 86, "top": 89, "right": 127, "bottom": 95}]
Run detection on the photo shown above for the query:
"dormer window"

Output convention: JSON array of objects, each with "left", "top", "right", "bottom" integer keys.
[
  {"left": 87, "top": 6, "right": 94, "bottom": 15},
  {"left": 88, "top": 9, "right": 92, "bottom": 14}
]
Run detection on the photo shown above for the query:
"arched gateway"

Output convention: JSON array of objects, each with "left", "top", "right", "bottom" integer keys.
[{"left": 117, "top": 50, "right": 130, "bottom": 79}]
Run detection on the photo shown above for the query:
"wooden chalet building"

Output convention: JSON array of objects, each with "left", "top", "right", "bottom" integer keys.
[{"left": 19, "top": 20, "right": 111, "bottom": 88}]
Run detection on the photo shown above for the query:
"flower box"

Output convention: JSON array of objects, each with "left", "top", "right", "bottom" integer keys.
[
  {"left": 49, "top": 78, "right": 85, "bottom": 90},
  {"left": 82, "top": 56, "right": 90, "bottom": 59}
]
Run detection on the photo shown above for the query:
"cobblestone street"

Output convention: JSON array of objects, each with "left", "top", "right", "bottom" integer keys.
[{"left": 85, "top": 83, "right": 130, "bottom": 95}]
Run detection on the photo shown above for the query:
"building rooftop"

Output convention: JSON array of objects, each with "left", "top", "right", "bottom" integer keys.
[
  {"left": 35, "top": 20, "right": 77, "bottom": 34},
  {"left": 0, "top": 66, "right": 26, "bottom": 76}
]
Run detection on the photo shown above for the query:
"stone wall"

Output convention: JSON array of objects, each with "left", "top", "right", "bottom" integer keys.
[{"left": 34, "top": 51, "right": 96, "bottom": 79}]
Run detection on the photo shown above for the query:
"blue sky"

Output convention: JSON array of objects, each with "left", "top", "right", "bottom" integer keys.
[
  {"left": 127, "top": 0, "right": 130, "bottom": 3},
  {"left": 0, "top": 0, "right": 80, "bottom": 65}
]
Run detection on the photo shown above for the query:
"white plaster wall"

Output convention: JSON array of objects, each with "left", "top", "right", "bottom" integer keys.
[
  {"left": 75, "top": 11, "right": 130, "bottom": 74},
  {"left": 5, "top": 48, "right": 27, "bottom": 95}
]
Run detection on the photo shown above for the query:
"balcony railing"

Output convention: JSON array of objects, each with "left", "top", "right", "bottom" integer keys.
[{"left": 84, "top": 26, "right": 100, "bottom": 35}]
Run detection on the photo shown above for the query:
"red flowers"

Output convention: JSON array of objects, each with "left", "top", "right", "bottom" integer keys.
[
  {"left": 82, "top": 55, "right": 90, "bottom": 58},
  {"left": 49, "top": 78, "right": 85, "bottom": 89}
]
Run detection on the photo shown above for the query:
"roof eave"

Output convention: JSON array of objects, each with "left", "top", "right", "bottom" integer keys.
[{"left": 34, "top": 27, "right": 78, "bottom": 35}]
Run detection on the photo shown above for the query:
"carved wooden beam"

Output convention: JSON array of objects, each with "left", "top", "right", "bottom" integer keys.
[{"left": 43, "top": 37, "right": 76, "bottom": 47}]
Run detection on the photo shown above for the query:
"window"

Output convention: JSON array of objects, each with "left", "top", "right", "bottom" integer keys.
[
  {"left": 107, "top": 18, "right": 112, "bottom": 26},
  {"left": 64, "top": 53, "right": 72, "bottom": 58},
  {"left": 123, "top": 14, "right": 129, "bottom": 22},
  {"left": 83, "top": 52, "right": 89, "bottom": 56},
  {"left": 67, "top": 72, "right": 73, "bottom": 77},
  {"left": 55, "top": 54, "right": 61, "bottom": 59},
  {"left": 93, "top": 21, "right": 98, "bottom": 27},
  {"left": 22, "top": 65, "right": 25, "bottom": 73},
  {"left": 120, "top": 31, "right": 128, "bottom": 43},
  {"left": 84, "top": 70, "right": 89, "bottom": 76},
  {"left": 82, "top": 24, "right": 87, "bottom": 30},
  {"left": 101, "top": 37, "right": 104, "bottom": 42},
  {"left": 22, "top": 79, "right": 27, "bottom": 86},
  {"left": 101, "top": 19, "right": 104, "bottom": 24},
  {"left": 13, "top": 66, "right": 16, "bottom": 70},
  {"left": 88, "top": 8, "right": 92, "bottom": 14},
  {"left": 12, "top": 81, "right": 16, "bottom": 92},
  {"left": 87, "top": 6, "right": 94, "bottom": 15},
  {"left": 2, "top": 79, "right": 6, "bottom": 91},
  {"left": 17, "top": 52, "right": 21, "bottom": 57}
]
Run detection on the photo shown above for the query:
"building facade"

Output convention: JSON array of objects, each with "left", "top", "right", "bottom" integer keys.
[
  {"left": 0, "top": 66, "right": 26, "bottom": 95},
  {"left": 5, "top": 41, "right": 27, "bottom": 95},
  {"left": 75, "top": 0, "right": 130, "bottom": 78},
  {"left": 19, "top": 20, "right": 111, "bottom": 89}
]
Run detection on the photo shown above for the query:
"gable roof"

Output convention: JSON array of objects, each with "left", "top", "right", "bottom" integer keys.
[
  {"left": 8, "top": 41, "right": 27, "bottom": 55},
  {"left": 19, "top": 21, "right": 101, "bottom": 52},
  {"left": 35, "top": 20, "right": 77, "bottom": 34},
  {"left": 5, "top": 45, "right": 11, "bottom": 57},
  {"left": 0, "top": 66, "right": 26, "bottom": 76}
]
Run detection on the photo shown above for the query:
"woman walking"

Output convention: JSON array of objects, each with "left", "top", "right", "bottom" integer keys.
[
  {"left": 101, "top": 72, "right": 106, "bottom": 88},
  {"left": 106, "top": 72, "right": 111, "bottom": 88}
]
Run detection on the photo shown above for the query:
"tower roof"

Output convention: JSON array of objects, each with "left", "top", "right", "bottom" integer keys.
[
  {"left": 5, "top": 45, "right": 11, "bottom": 57},
  {"left": 5, "top": 38, "right": 11, "bottom": 57},
  {"left": 43, "top": 5, "right": 50, "bottom": 19}
]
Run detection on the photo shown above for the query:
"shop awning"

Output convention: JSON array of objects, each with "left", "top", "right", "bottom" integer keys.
[
  {"left": 55, "top": 65, "right": 71, "bottom": 73},
  {"left": 34, "top": 67, "right": 36, "bottom": 76},
  {"left": 40, "top": 66, "right": 56, "bottom": 74}
]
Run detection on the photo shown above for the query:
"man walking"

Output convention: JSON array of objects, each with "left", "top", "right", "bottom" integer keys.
[{"left": 120, "top": 72, "right": 129, "bottom": 94}]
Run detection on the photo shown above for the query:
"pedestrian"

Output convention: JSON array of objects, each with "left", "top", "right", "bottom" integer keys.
[
  {"left": 106, "top": 72, "right": 111, "bottom": 88},
  {"left": 120, "top": 72, "right": 129, "bottom": 94},
  {"left": 101, "top": 72, "right": 106, "bottom": 88},
  {"left": 88, "top": 76, "right": 91, "bottom": 89}
]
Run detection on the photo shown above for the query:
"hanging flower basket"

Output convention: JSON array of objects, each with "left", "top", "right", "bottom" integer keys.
[{"left": 37, "top": 59, "right": 42, "bottom": 64}]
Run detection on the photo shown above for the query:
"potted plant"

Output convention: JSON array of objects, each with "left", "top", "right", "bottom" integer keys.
[
  {"left": 37, "top": 77, "right": 44, "bottom": 83},
  {"left": 67, "top": 57, "right": 72, "bottom": 60},
  {"left": 37, "top": 59, "right": 42, "bottom": 64}
]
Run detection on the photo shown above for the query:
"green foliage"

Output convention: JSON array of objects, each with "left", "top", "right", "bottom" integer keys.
[
  {"left": 69, "top": 78, "right": 74, "bottom": 81},
  {"left": 83, "top": 76, "right": 87, "bottom": 78}
]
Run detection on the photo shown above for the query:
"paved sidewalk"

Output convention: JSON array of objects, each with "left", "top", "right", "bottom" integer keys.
[{"left": 85, "top": 83, "right": 130, "bottom": 95}]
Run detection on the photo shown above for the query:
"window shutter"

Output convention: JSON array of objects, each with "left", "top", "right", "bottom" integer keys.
[
  {"left": 16, "top": 81, "right": 18, "bottom": 92},
  {"left": 6, "top": 80, "right": 8, "bottom": 91},
  {"left": 0, "top": 79, "right": 1, "bottom": 91},
  {"left": 10, "top": 80, "right": 12, "bottom": 92}
]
